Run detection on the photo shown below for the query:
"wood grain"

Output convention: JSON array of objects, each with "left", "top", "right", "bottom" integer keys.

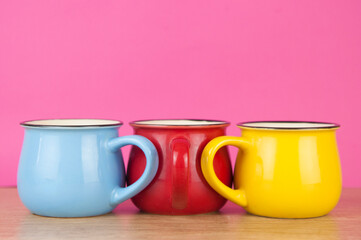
[{"left": 0, "top": 188, "right": 360, "bottom": 240}]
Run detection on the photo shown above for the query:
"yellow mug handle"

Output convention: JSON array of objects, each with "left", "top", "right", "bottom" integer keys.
[{"left": 201, "top": 136, "right": 252, "bottom": 207}]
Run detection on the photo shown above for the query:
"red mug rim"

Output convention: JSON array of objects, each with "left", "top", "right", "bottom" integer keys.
[{"left": 130, "top": 119, "right": 230, "bottom": 128}]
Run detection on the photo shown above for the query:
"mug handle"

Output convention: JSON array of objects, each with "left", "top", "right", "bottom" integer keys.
[
  {"left": 201, "top": 136, "right": 252, "bottom": 207},
  {"left": 107, "top": 135, "right": 159, "bottom": 207}
]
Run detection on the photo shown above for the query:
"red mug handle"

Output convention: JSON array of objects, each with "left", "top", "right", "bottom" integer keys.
[{"left": 170, "top": 138, "right": 190, "bottom": 210}]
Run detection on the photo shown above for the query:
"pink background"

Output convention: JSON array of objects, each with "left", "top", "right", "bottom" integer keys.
[{"left": 0, "top": 1, "right": 360, "bottom": 187}]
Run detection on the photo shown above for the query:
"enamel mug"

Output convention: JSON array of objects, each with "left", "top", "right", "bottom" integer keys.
[
  {"left": 201, "top": 121, "right": 342, "bottom": 218},
  {"left": 18, "top": 119, "right": 158, "bottom": 217},
  {"left": 127, "top": 119, "right": 232, "bottom": 215}
]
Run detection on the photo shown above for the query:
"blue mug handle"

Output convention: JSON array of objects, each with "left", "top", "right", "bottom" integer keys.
[{"left": 107, "top": 135, "right": 158, "bottom": 206}]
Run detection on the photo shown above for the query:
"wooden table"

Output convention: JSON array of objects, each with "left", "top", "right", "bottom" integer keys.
[{"left": 0, "top": 188, "right": 360, "bottom": 240}]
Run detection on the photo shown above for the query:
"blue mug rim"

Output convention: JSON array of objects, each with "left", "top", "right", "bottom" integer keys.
[{"left": 20, "top": 118, "right": 123, "bottom": 128}]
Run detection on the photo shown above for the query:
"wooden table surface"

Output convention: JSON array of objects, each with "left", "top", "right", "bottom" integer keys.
[{"left": 0, "top": 188, "right": 360, "bottom": 240}]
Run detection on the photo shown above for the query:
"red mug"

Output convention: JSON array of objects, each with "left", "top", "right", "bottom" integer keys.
[{"left": 127, "top": 119, "right": 232, "bottom": 215}]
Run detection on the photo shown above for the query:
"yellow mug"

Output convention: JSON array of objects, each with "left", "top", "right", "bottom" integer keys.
[{"left": 201, "top": 121, "right": 342, "bottom": 218}]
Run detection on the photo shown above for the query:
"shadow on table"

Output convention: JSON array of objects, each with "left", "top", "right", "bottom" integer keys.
[
  {"left": 17, "top": 212, "right": 129, "bottom": 239},
  {"left": 16, "top": 208, "right": 340, "bottom": 240},
  {"left": 118, "top": 211, "right": 340, "bottom": 240}
]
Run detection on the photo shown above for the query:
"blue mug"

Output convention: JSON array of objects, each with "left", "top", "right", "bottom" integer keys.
[{"left": 18, "top": 119, "right": 159, "bottom": 217}]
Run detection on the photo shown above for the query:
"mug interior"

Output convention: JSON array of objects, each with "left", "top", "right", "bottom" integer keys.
[
  {"left": 130, "top": 119, "right": 229, "bottom": 127},
  {"left": 21, "top": 119, "right": 122, "bottom": 127},
  {"left": 238, "top": 121, "right": 339, "bottom": 130}
]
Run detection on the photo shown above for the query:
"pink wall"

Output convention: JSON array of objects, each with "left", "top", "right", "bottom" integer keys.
[{"left": 0, "top": 1, "right": 360, "bottom": 187}]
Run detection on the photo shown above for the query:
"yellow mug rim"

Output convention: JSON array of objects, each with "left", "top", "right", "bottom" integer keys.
[{"left": 237, "top": 121, "right": 340, "bottom": 131}]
